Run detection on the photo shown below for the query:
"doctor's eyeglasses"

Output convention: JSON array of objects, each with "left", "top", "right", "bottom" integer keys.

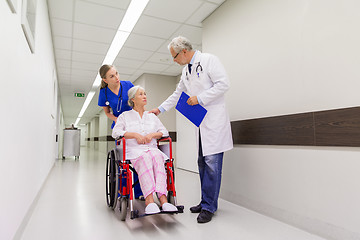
[{"left": 173, "top": 50, "right": 182, "bottom": 60}]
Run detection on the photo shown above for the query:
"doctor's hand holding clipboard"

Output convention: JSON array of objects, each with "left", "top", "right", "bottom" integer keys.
[{"left": 175, "top": 92, "right": 207, "bottom": 127}]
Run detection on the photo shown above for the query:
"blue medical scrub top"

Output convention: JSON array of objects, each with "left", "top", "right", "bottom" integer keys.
[{"left": 98, "top": 81, "right": 134, "bottom": 128}]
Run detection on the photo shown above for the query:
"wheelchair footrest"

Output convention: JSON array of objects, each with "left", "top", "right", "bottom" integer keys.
[{"left": 131, "top": 205, "right": 184, "bottom": 219}]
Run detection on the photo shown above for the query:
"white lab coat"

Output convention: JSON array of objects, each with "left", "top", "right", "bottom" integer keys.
[{"left": 160, "top": 51, "right": 233, "bottom": 156}]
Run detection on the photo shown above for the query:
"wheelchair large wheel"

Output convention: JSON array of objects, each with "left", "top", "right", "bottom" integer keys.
[
  {"left": 106, "top": 150, "right": 119, "bottom": 209},
  {"left": 119, "top": 197, "right": 128, "bottom": 221}
]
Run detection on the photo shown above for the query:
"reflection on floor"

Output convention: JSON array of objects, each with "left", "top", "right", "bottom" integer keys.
[{"left": 18, "top": 147, "right": 325, "bottom": 240}]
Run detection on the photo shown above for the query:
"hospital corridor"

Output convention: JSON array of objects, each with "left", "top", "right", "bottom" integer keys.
[
  {"left": 2, "top": 0, "right": 360, "bottom": 240},
  {"left": 17, "top": 147, "right": 325, "bottom": 240}
]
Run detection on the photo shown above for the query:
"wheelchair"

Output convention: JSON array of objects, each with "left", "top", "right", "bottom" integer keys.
[{"left": 105, "top": 136, "right": 184, "bottom": 221}]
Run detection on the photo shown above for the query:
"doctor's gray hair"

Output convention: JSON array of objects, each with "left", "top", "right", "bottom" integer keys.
[
  {"left": 168, "top": 36, "right": 193, "bottom": 52},
  {"left": 127, "top": 85, "right": 145, "bottom": 108}
]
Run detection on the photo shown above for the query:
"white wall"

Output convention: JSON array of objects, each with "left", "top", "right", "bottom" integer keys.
[
  {"left": 97, "top": 109, "right": 115, "bottom": 153},
  {"left": 0, "top": 0, "right": 59, "bottom": 239},
  {"left": 77, "top": 125, "right": 87, "bottom": 147},
  {"left": 89, "top": 117, "right": 99, "bottom": 150},
  {"left": 202, "top": 0, "right": 360, "bottom": 239},
  {"left": 57, "top": 105, "right": 65, "bottom": 159},
  {"left": 98, "top": 111, "right": 109, "bottom": 153}
]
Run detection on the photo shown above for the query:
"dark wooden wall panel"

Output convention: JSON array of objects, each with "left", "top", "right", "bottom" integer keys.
[
  {"left": 232, "top": 113, "right": 315, "bottom": 146},
  {"left": 231, "top": 106, "right": 360, "bottom": 147},
  {"left": 314, "top": 107, "right": 360, "bottom": 147}
]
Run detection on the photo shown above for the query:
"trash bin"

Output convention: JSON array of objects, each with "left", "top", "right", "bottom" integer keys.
[{"left": 63, "top": 129, "right": 80, "bottom": 159}]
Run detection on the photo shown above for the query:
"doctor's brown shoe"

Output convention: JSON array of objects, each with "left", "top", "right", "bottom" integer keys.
[
  {"left": 190, "top": 203, "right": 202, "bottom": 213},
  {"left": 197, "top": 210, "right": 214, "bottom": 223}
]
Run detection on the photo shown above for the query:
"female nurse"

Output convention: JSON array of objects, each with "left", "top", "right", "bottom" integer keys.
[{"left": 98, "top": 64, "right": 144, "bottom": 200}]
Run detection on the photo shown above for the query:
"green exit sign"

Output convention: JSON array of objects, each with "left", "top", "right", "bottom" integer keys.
[{"left": 74, "top": 93, "right": 85, "bottom": 97}]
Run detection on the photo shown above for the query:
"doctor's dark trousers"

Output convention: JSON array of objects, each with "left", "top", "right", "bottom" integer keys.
[{"left": 198, "top": 131, "right": 224, "bottom": 213}]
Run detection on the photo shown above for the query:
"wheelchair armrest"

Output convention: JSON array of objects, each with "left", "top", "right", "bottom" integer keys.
[
  {"left": 115, "top": 136, "right": 125, "bottom": 146},
  {"left": 115, "top": 136, "right": 124, "bottom": 141},
  {"left": 158, "top": 136, "right": 171, "bottom": 142}
]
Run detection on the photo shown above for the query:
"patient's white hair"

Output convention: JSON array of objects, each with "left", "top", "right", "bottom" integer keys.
[
  {"left": 127, "top": 85, "right": 145, "bottom": 108},
  {"left": 168, "top": 36, "right": 193, "bottom": 52}
]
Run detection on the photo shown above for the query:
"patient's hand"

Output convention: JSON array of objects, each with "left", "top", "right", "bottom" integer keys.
[
  {"left": 135, "top": 134, "right": 146, "bottom": 144},
  {"left": 144, "top": 135, "right": 153, "bottom": 143}
]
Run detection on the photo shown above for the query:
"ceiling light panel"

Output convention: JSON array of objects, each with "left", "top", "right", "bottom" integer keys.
[
  {"left": 132, "top": 15, "right": 181, "bottom": 39},
  {"left": 72, "top": 39, "right": 109, "bottom": 55},
  {"left": 73, "top": 23, "right": 116, "bottom": 44},
  {"left": 186, "top": 2, "right": 219, "bottom": 27},
  {"left": 74, "top": 1, "right": 126, "bottom": 29},
  {"left": 55, "top": 49, "right": 72, "bottom": 60},
  {"left": 171, "top": 25, "right": 202, "bottom": 45},
  {"left": 53, "top": 36, "right": 72, "bottom": 50},
  {"left": 113, "top": 58, "right": 144, "bottom": 69},
  {"left": 124, "top": 34, "right": 166, "bottom": 51},
  {"left": 144, "top": 0, "right": 203, "bottom": 23},
  {"left": 117, "top": 47, "right": 153, "bottom": 61},
  {"left": 71, "top": 52, "right": 103, "bottom": 64},
  {"left": 115, "top": 66, "right": 137, "bottom": 75},
  {"left": 56, "top": 59, "right": 71, "bottom": 68},
  {"left": 48, "top": 0, "right": 74, "bottom": 20},
  {"left": 70, "top": 69, "right": 96, "bottom": 78},
  {"left": 140, "top": 62, "right": 169, "bottom": 72},
  {"left": 50, "top": 18, "right": 73, "bottom": 38},
  {"left": 83, "top": 0, "right": 131, "bottom": 10},
  {"left": 71, "top": 61, "right": 100, "bottom": 71},
  {"left": 147, "top": 52, "right": 173, "bottom": 64}
]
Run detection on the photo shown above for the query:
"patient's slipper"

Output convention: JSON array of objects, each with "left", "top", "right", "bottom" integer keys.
[
  {"left": 145, "top": 203, "right": 160, "bottom": 214},
  {"left": 162, "top": 203, "right": 178, "bottom": 212}
]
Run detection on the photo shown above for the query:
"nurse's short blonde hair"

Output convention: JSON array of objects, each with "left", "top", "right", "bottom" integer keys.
[{"left": 127, "top": 85, "right": 145, "bottom": 108}]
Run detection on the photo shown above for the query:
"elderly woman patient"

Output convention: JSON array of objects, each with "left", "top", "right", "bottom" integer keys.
[{"left": 112, "top": 85, "right": 178, "bottom": 214}]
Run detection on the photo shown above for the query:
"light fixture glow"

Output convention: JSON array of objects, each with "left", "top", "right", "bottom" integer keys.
[
  {"left": 119, "top": 0, "right": 149, "bottom": 32},
  {"left": 74, "top": 118, "right": 81, "bottom": 126},
  {"left": 101, "top": 31, "right": 130, "bottom": 66},
  {"left": 92, "top": 74, "right": 102, "bottom": 88},
  {"left": 78, "top": 91, "right": 96, "bottom": 118},
  {"left": 74, "top": 0, "right": 149, "bottom": 125}
]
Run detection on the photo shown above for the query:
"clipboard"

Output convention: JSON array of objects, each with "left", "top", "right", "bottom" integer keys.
[{"left": 175, "top": 92, "right": 207, "bottom": 127}]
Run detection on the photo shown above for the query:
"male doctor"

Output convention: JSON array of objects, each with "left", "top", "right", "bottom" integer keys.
[{"left": 150, "top": 36, "right": 233, "bottom": 223}]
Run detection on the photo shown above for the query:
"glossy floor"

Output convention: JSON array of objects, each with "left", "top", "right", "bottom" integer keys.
[{"left": 18, "top": 147, "right": 325, "bottom": 240}]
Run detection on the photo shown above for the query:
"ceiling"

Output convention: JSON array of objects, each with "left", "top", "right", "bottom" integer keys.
[{"left": 47, "top": 0, "right": 226, "bottom": 126}]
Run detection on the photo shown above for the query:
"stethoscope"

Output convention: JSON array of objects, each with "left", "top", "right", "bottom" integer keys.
[
  {"left": 186, "top": 62, "right": 203, "bottom": 79},
  {"left": 105, "top": 82, "right": 123, "bottom": 112}
]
